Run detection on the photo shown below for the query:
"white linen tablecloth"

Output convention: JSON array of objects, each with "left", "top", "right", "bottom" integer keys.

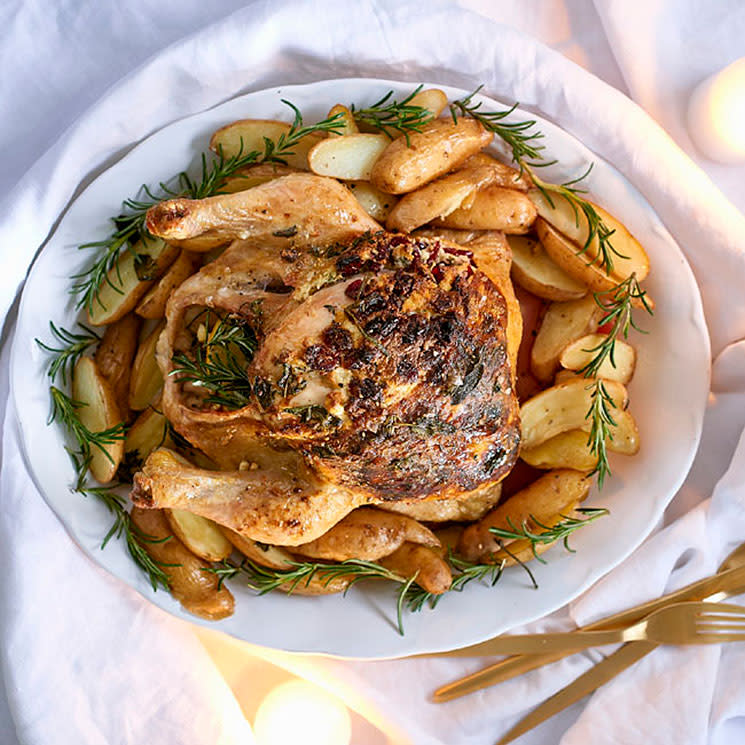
[{"left": 2, "top": 2, "right": 745, "bottom": 744}]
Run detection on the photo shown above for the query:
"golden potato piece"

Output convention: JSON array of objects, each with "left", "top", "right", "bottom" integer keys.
[
  {"left": 407, "top": 88, "right": 448, "bottom": 118},
  {"left": 530, "top": 295, "right": 601, "bottom": 382},
  {"left": 130, "top": 507, "right": 234, "bottom": 620},
  {"left": 71, "top": 357, "right": 124, "bottom": 483},
  {"left": 383, "top": 484, "right": 502, "bottom": 523},
  {"left": 165, "top": 509, "right": 233, "bottom": 562},
  {"left": 136, "top": 250, "right": 201, "bottom": 320},
  {"left": 380, "top": 543, "right": 452, "bottom": 595},
  {"left": 385, "top": 165, "right": 498, "bottom": 233},
  {"left": 87, "top": 237, "right": 179, "bottom": 326},
  {"left": 370, "top": 118, "right": 492, "bottom": 194},
  {"left": 326, "top": 104, "right": 359, "bottom": 135},
  {"left": 520, "top": 378, "right": 628, "bottom": 451},
  {"left": 559, "top": 334, "right": 636, "bottom": 383},
  {"left": 94, "top": 313, "right": 142, "bottom": 419},
  {"left": 124, "top": 405, "right": 173, "bottom": 468},
  {"left": 433, "top": 185, "right": 537, "bottom": 233},
  {"left": 529, "top": 190, "right": 650, "bottom": 283},
  {"left": 293, "top": 508, "right": 440, "bottom": 562},
  {"left": 508, "top": 235, "right": 587, "bottom": 301},
  {"left": 459, "top": 152, "right": 532, "bottom": 190},
  {"left": 457, "top": 470, "right": 591, "bottom": 562},
  {"left": 346, "top": 181, "right": 398, "bottom": 221},
  {"left": 308, "top": 133, "right": 389, "bottom": 180},
  {"left": 210, "top": 119, "right": 322, "bottom": 170},
  {"left": 129, "top": 322, "right": 165, "bottom": 411}
]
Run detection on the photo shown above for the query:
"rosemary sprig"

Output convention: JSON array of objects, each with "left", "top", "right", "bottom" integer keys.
[
  {"left": 350, "top": 85, "right": 433, "bottom": 142},
  {"left": 72, "top": 102, "right": 345, "bottom": 315},
  {"left": 489, "top": 507, "right": 610, "bottom": 560},
  {"left": 584, "top": 380, "right": 617, "bottom": 488},
  {"left": 170, "top": 313, "right": 257, "bottom": 410},
  {"left": 35, "top": 322, "right": 99, "bottom": 384},
  {"left": 76, "top": 481, "right": 172, "bottom": 591},
  {"left": 208, "top": 557, "right": 416, "bottom": 635},
  {"left": 49, "top": 386, "right": 127, "bottom": 467},
  {"left": 581, "top": 274, "right": 653, "bottom": 378}
]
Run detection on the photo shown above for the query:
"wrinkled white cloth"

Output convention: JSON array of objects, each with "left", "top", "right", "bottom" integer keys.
[{"left": 2, "top": 2, "right": 745, "bottom": 745}]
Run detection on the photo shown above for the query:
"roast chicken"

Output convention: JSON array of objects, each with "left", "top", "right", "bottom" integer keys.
[{"left": 131, "top": 173, "right": 522, "bottom": 546}]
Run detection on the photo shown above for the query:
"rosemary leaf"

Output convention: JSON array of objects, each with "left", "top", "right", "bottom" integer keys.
[
  {"left": 350, "top": 85, "right": 433, "bottom": 142},
  {"left": 35, "top": 321, "right": 100, "bottom": 385}
]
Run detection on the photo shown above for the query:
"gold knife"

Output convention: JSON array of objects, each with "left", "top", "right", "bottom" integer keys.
[
  {"left": 432, "top": 562, "right": 745, "bottom": 702},
  {"left": 494, "top": 641, "right": 658, "bottom": 745}
]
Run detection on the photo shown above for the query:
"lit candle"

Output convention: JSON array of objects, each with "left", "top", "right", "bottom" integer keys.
[{"left": 687, "top": 57, "right": 745, "bottom": 163}]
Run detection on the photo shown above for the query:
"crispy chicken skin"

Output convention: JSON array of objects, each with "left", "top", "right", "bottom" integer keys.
[{"left": 131, "top": 173, "right": 521, "bottom": 545}]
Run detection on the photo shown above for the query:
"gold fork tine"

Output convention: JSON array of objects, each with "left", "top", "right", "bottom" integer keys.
[{"left": 692, "top": 633, "right": 745, "bottom": 643}]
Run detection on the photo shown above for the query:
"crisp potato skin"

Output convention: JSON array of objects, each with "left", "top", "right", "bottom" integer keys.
[
  {"left": 380, "top": 542, "right": 452, "bottom": 594},
  {"left": 94, "top": 313, "right": 142, "bottom": 419},
  {"left": 130, "top": 507, "right": 234, "bottom": 620},
  {"left": 370, "top": 118, "right": 493, "bottom": 194},
  {"left": 434, "top": 185, "right": 537, "bottom": 233}
]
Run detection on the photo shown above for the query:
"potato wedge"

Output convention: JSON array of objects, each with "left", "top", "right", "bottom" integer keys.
[
  {"left": 326, "top": 104, "right": 359, "bottom": 135},
  {"left": 219, "top": 527, "right": 352, "bottom": 596},
  {"left": 530, "top": 295, "right": 601, "bottom": 382},
  {"left": 520, "top": 416, "right": 641, "bottom": 470},
  {"left": 520, "top": 378, "right": 628, "bottom": 450},
  {"left": 293, "top": 508, "right": 439, "bottom": 562},
  {"left": 383, "top": 484, "right": 502, "bottom": 523},
  {"left": 457, "top": 470, "right": 590, "bottom": 562},
  {"left": 554, "top": 369, "right": 583, "bottom": 385},
  {"left": 166, "top": 509, "right": 233, "bottom": 562},
  {"left": 459, "top": 152, "right": 532, "bottom": 191},
  {"left": 508, "top": 235, "right": 587, "bottom": 301},
  {"left": 218, "top": 163, "right": 300, "bottom": 194},
  {"left": 408, "top": 88, "right": 448, "bottom": 118},
  {"left": 529, "top": 190, "right": 650, "bottom": 283},
  {"left": 370, "top": 118, "right": 492, "bottom": 194},
  {"left": 130, "top": 507, "right": 234, "bottom": 620},
  {"left": 129, "top": 322, "right": 165, "bottom": 410},
  {"left": 210, "top": 119, "right": 322, "bottom": 170},
  {"left": 124, "top": 405, "right": 172, "bottom": 467},
  {"left": 135, "top": 251, "right": 202, "bottom": 320},
  {"left": 559, "top": 333, "right": 636, "bottom": 383},
  {"left": 71, "top": 357, "right": 124, "bottom": 483},
  {"left": 385, "top": 165, "right": 498, "bottom": 233},
  {"left": 94, "top": 313, "right": 142, "bottom": 419},
  {"left": 87, "top": 237, "right": 179, "bottom": 326},
  {"left": 433, "top": 184, "right": 537, "bottom": 233},
  {"left": 379, "top": 543, "right": 452, "bottom": 594},
  {"left": 346, "top": 181, "right": 398, "bottom": 220},
  {"left": 307, "top": 133, "right": 389, "bottom": 180}
]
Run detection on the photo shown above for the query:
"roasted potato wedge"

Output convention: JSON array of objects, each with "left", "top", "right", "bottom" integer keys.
[
  {"left": 521, "top": 410, "right": 640, "bottom": 470},
  {"left": 370, "top": 118, "right": 492, "bottom": 194},
  {"left": 408, "top": 88, "right": 448, "bottom": 118},
  {"left": 94, "top": 313, "right": 142, "bottom": 419},
  {"left": 559, "top": 333, "right": 636, "bottom": 383},
  {"left": 129, "top": 322, "right": 165, "bottom": 410},
  {"left": 124, "top": 405, "right": 173, "bottom": 467},
  {"left": 218, "top": 163, "right": 300, "bottom": 194},
  {"left": 457, "top": 470, "right": 590, "bottom": 562},
  {"left": 293, "top": 508, "right": 440, "bottom": 562},
  {"left": 326, "top": 104, "right": 359, "bottom": 135},
  {"left": 165, "top": 509, "right": 233, "bottom": 562},
  {"left": 130, "top": 507, "right": 234, "bottom": 620},
  {"left": 87, "top": 237, "right": 179, "bottom": 326},
  {"left": 380, "top": 543, "right": 452, "bottom": 594},
  {"left": 210, "top": 119, "right": 322, "bottom": 170},
  {"left": 346, "top": 181, "right": 398, "bottom": 220},
  {"left": 383, "top": 484, "right": 502, "bottom": 523},
  {"left": 529, "top": 191, "right": 650, "bottom": 283},
  {"left": 71, "top": 357, "right": 124, "bottom": 483},
  {"left": 135, "top": 251, "right": 202, "bottom": 320},
  {"left": 385, "top": 165, "right": 498, "bottom": 233},
  {"left": 520, "top": 378, "right": 628, "bottom": 451},
  {"left": 219, "top": 527, "right": 353, "bottom": 596},
  {"left": 508, "top": 235, "right": 587, "bottom": 301},
  {"left": 460, "top": 152, "right": 532, "bottom": 190},
  {"left": 530, "top": 295, "right": 601, "bottom": 382},
  {"left": 307, "top": 133, "right": 389, "bottom": 180},
  {"left": 433, "top": 184, "right": 537, "bottom": 233}
]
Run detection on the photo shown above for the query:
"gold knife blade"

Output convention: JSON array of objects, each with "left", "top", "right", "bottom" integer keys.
[
  {"left": 431, "top": 563, "right": 745, "bottom": 702},
  {"left": 494, "top": 641, "right": 658, "bottom": 745}
]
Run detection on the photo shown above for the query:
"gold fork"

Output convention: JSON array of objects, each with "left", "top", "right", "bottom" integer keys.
[{"left": 462, "top": 601, "right": 745, "bottom": 655}]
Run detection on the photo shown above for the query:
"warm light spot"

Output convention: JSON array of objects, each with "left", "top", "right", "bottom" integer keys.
[{"left": 254, "top": 680, "right": 352, "bottom": 745}]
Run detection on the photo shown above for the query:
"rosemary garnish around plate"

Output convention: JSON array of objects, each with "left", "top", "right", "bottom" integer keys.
[
  {"left": 350, "top": 85, "right": 434, "bottom": 142},
  {"left": 35, "top": 322, "right": 100, "bottom": 384}
]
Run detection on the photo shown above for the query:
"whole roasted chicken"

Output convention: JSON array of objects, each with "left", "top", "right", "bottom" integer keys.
[{"left": 131, "top": 173, "right": 521, "bottom": 547}]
